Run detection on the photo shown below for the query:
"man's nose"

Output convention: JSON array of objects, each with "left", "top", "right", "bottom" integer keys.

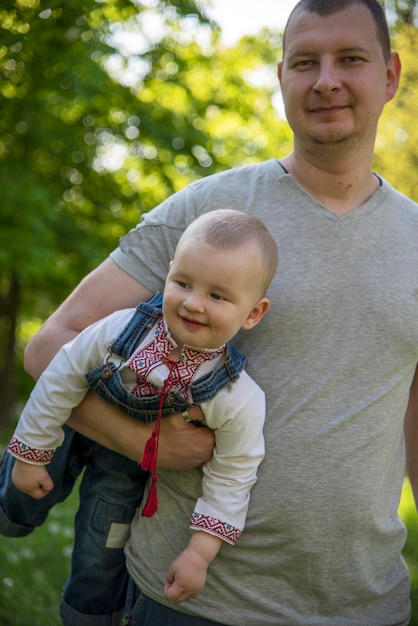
[{"left": 313, "top": 60, "right": 341, "bottom": 93}]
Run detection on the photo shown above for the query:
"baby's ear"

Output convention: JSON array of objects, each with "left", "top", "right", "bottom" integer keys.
[{"left": 241, "top": 298, "right": 270, "bottom": 331}]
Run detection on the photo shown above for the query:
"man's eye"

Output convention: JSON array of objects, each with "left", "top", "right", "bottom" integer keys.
[
  {"left": 342, "top": 56, "right": 363, "bottom": 64},
  {"left": 294, "top": 59, "right": 314, "bottom": 68}
]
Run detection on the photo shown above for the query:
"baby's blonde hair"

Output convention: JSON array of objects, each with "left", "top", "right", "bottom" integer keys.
[{"left": 180, "top": 210, "right": 279, "bottom": 297}]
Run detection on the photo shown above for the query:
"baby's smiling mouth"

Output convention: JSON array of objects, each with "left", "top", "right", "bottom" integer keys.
[{"left": 181, "top": 316, "right": 207, "bottom": 329}]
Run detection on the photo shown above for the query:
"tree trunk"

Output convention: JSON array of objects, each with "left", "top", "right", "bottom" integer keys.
[{"left": 0, "top": 272, "right": 19, "bottom": 429}]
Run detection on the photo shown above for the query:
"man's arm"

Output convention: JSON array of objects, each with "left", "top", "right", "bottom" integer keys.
[
  {"left": 24, "top": 258, "right": 153, "bottom": 379},
  {"left": 404, "top": 364, "right": 418, "bottom": 510},
  {"left": 67, "top": 392, "right": 214, "bottom": 470}
]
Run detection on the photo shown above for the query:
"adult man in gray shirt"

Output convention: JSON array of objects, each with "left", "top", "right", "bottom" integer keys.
[{"left": 19, "top": 0, "right": 418, "bottom": 624}]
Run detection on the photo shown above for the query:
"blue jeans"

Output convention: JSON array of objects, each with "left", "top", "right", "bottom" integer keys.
[
  {"left": 121, "top": 580, "right": 228, "bottom": 626},
  {"left": 0, "top": 427, "right": 148, "bottom": 626}
]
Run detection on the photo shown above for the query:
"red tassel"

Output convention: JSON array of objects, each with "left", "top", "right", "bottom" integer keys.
[
  {"left": 140, "top": 429, "right": 157, "bottom": 471},
  {"left": 139, "top": 361, "right": 179, "bottom": 519},
  {"left": 141, "top": 477, "right": 158, "bottom": 517}
]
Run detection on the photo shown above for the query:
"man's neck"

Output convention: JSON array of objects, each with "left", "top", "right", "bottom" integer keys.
[{"left": 280, "top": 151, "right": 379, "bottom": 216}]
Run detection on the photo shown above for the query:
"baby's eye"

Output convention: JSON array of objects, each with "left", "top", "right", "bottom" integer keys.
[
  {"left": 177, "top": 281, "right": 189, "bottom": 289},
  {"left": 210, "top": 293, "right": 223, "bottom": 301}
]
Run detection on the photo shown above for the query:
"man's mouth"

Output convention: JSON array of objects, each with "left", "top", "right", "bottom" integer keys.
[{"left": 309, "top": 104, "right": 347, "bottom": 115}]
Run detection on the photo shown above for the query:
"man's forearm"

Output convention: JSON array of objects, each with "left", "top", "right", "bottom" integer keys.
[
  {"left": 67, "top": 391, "right": 215, "bottom": 470},
  {"left": 67, "top": 392, "right": 150, "bottom": 461},
  {"left": 24, "top": 259, "right": 154, "bottom": 380}
]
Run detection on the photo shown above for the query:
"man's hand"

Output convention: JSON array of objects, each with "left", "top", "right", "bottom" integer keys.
[{"left": 158, "top": 410, "right": 213, "bottom": 470}]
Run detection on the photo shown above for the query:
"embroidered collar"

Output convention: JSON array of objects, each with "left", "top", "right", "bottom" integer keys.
[{"left": 127, "top": 317, "right": 225, "bottom": 399}]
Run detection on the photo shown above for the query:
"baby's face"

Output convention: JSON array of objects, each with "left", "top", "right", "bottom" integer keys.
[{"left": 163, "top": 237, "right": 265, "bottom": 351}]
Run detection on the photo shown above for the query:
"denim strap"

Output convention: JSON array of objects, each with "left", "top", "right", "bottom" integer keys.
[{"left": 87, "top": 292, "right": 247, "bottom": 406}]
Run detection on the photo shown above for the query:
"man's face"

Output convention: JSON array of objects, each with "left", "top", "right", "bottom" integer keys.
[{"left": 277, "top": 4, "right": 400, "bottom": 157}]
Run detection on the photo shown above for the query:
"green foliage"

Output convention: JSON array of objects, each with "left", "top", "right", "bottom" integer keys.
[
  {"left": 0, "top": 0, "right": 286, "bottom": 302},
  {"left": 383, "top": 0, "right": 418, "bottom": 26},
  {"left": 0, "top": 1, "right": 289, "bottom": 422},
  {"left": 374, "top": 23, "right": 418, "bottom": 202},
  {"left": 0, "top": 0, "right": 211, "bottom": 295}
]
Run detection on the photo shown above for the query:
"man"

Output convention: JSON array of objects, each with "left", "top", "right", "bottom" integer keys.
[{"left": 12, "top": 0, "right": 418, "bottom": 624}]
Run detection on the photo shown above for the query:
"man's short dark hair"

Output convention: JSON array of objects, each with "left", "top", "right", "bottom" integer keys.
[{"left": 283, "top": 0, "right": 391, "bottom": 61}]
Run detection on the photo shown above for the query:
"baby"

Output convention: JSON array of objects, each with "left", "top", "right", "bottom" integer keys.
[{"left": 8, "top": 209, "right": 278, "bottom": 605}]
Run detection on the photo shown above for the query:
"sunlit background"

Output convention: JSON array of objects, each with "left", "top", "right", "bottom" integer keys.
[{"left": 207, "top": 0, "right": 298, "bottom": 45}]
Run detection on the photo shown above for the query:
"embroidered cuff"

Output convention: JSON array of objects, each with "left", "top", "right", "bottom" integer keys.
[
  {"left": 190, "top": 512, "right": 242, "bottom": 545},
  {"left": 8, "top": 436, "right": 55, "bottom": 465}
]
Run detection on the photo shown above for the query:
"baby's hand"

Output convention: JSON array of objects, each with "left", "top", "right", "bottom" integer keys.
[
  {"left": 164, "top": 547, "right": 209, "bottom": 604},
  {"left": 11, "top": 459, "right": 54, "bottom": 499}
]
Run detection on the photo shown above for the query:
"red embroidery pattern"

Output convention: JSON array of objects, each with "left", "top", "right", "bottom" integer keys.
[
  {"left": 8, "top": 436, "right": 54, "bottom": 465},
  {"left": 190, "top": 512, "right": 242, "bottom": 545},
  {"left": 127, "top": 318, "right": 224, "bottom": 398}
]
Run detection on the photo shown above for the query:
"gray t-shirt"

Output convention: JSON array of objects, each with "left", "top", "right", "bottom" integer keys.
[{"left": 111, "top": 159, "right": 418, "bottom": 625}]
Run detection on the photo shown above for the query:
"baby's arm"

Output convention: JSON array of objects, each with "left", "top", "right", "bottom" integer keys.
[
  {"left": 191, "top": 374, "right": 266, "bottom": 542},
  {"left": 163, "top": 376, "right": 265, "bottom": 604},
  {"left": 11, "top": 459, "right": 54, "bottom": 499},
  {"left": 164, "top": 531, "right": 222, "bottom": 604},
  {"left": 9, "top": 309, "right": 135, "bottom": 477}
]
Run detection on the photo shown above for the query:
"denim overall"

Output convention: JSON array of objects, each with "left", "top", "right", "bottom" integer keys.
[{"left": 0, "top": 292, "right": 246, "bottom": 626}]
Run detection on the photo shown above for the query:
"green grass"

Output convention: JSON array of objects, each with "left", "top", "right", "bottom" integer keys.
[
  {"left": 0, "top": 450, "right": 418, "bottom": 625},
  {"left": 0, "top": 484, "right": 76, "bottom": 626}
]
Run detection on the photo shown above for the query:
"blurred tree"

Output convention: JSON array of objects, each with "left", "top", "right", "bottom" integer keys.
[
  {"left": 373, "top": 22, "right": 418, "bottom": 203},
  {"left": 0, "top": 1, "right": 288, "bottom": 424},
  {"left": 383, "top": 0, "right": 418, "bottom": 25}
]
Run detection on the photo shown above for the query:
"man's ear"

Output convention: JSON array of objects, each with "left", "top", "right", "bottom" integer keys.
[
  {"left": 385, "top": 51, "right": 401, "bottom": 105},
  {"left": 241, "top": 298, "right": 270, "bottom": 331},
  {"left": 277, "top": 61, "right": 283, "bottom": 84}
]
